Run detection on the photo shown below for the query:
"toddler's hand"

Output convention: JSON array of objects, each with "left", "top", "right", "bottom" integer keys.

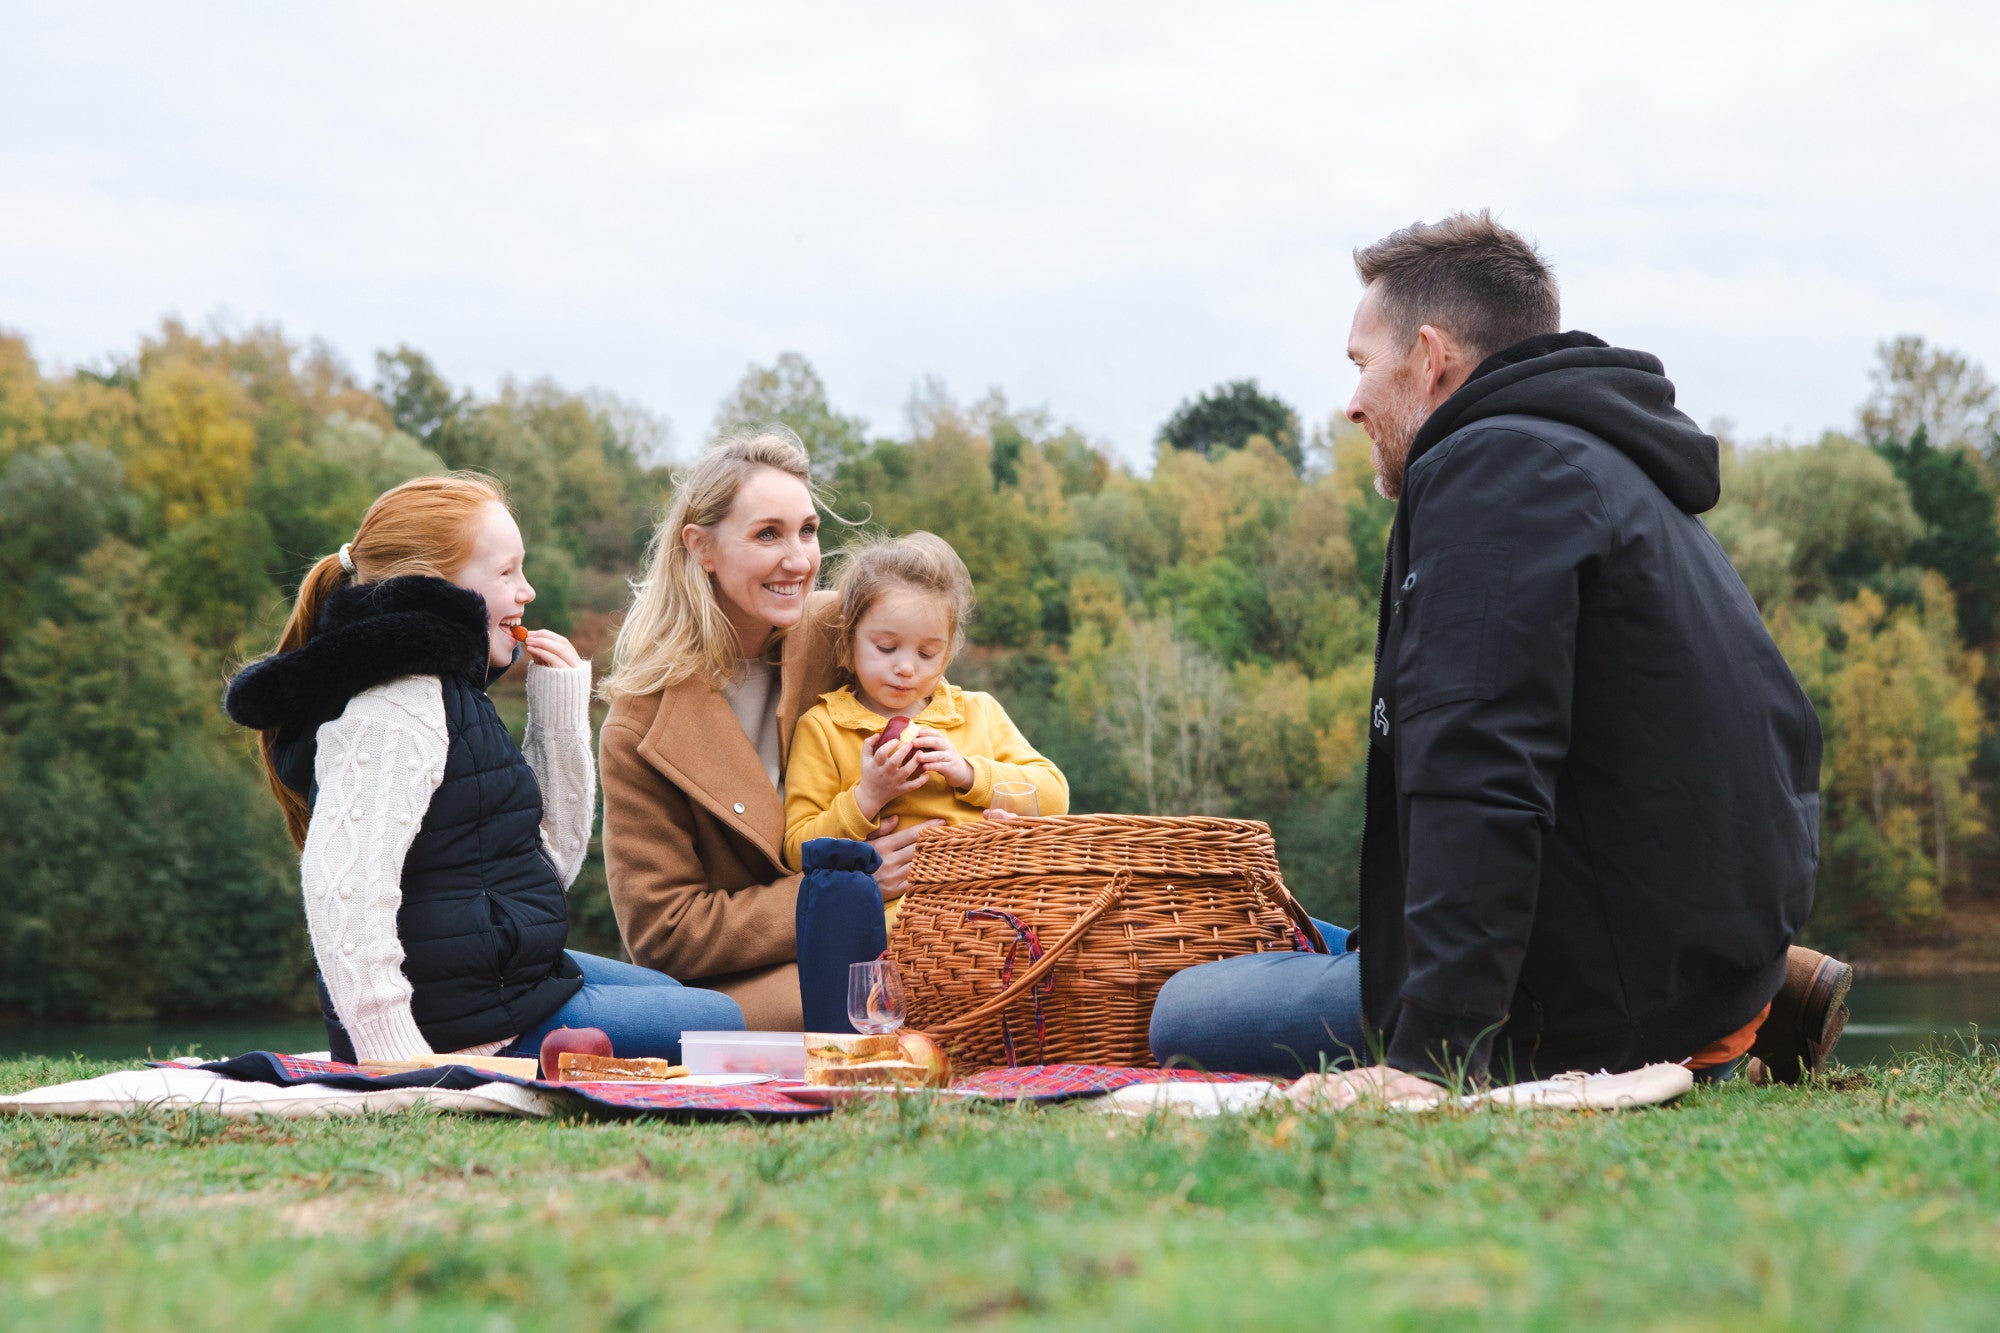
[
  {"left": 858, "top": 732, "right": 929, "bottom": 821},
  {"left": 910, "top": 731, "right": 975, "bottom": 793}
]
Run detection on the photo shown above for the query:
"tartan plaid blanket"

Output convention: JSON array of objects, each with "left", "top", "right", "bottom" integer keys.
[
  {"left": 187, "top": 1052, "right": 828, "bottom": 1120},
  {"left": 185, "top": 1053, "right": 1261, "bottom": 1120}
]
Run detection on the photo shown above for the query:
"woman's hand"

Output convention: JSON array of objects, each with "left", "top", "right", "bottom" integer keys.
[
  {"left": 522, "top": 628, "right": 583, "bottom": 670},
  {"left": 1286, "top": 1065, "right": 1444, "bottom": 1111},
  {"left": 866, "top": 814, "right": 944, "bottom": 900},
  {"left": 857, "top": 732, "right": 928, "bottom": 821},
  {"left": 910, "top": 730, "right": 975, "bottom": 792}
]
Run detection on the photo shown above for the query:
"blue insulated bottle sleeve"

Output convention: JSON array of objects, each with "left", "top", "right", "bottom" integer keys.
[{"left": 796, "top": 838, "right": 889, "bottom": 1033}]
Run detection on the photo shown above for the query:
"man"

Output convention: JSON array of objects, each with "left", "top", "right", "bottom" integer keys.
[{"left": 1149, "top": 211, "right": 1849, "bottom": 1101}]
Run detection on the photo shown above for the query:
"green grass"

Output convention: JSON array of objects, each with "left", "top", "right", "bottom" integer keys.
[{"left": 3, "top": 1051, "right": 1998, "bottom": 1330}]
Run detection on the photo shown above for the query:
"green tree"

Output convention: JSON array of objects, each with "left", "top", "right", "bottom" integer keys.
[
  {"left": 374, "top": 345, "right": 467, "bottom": 447},
  {"left": 149, "top": 509, "right": 285, "bottom": 655},
  {"left": 1875, "top": 429, "right": 2000, "bottom": 647},
  {"left": 1093, "top": 615, "right": 1231, "bottom": 815},
  {"left": 711, "top": 352, "right": 868, "bottom": 474},
  {"left": 2, "top": 542, "right": 217, "bottom": 787},
  {"left": 1860, "top": 336, "right": 1998, "bottom": 460},
  {"left": 1821, "top": 576, "right": 1984, "bottom": 927},
  {"left": 314, "top": 413, "right": 448, "bottom": 494},
  {"left": 0, "top": 444, "right": 139, "bottom": 646},
  {"left": 1159, "top": 379, "right": 1303, "bottom": 472},
  {"left": 1711, "top": 435, "right": 1923, "bottom": 601}
]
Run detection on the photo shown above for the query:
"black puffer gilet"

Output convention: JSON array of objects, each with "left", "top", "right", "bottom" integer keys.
[{"left": 226, "top": 576, "right": 582, "bottom": 1052}]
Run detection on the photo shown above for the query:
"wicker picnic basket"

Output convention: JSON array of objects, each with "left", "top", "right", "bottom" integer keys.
[{"left": 886, "top": 814, "right": 1324, "bottom": 1072}]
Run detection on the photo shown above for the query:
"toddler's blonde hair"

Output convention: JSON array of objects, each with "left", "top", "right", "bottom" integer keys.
[{"left": 832, "top": 531, "right": 976, "bottom": 672}]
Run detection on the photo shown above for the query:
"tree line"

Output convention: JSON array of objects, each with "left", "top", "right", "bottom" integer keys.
[{"left": 2, "top": 321, "right": 1995, "bottom": 1020}]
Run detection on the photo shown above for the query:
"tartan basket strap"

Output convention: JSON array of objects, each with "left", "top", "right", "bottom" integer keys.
[{"left": 932, "top": 868, "right": 1134, "bottom": 1038}]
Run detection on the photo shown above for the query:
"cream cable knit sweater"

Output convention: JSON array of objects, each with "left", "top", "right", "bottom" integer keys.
[{"left": 300, "top": 661, "right": 595, "bottom": 1062}]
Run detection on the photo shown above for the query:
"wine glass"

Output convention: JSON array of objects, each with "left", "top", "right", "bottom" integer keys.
[
  {"left": 847, "top": 959, "right": 907, "bottom": 1035},
  {"left": 991, "top": 781, "right": 1040, "bottom": 817}
]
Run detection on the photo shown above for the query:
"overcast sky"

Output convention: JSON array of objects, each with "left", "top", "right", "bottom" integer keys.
[{"left": 4, "top": 2, "right": 1995, "bottom": 466}]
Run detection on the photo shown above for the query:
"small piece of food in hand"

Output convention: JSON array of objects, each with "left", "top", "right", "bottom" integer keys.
[
  {"left": 539, "top": 1025, "right": 613, "bottom": 1078},
  {"left": 555, "top": 1052, "right": 690, "bottom": 1083},
  {"left": 509, "top": 623, "right": 530, "bottom": 643}
]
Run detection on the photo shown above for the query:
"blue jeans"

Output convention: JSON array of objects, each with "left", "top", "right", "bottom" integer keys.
[
  {"left": 1149, "top": 926, "right": 1368, "bottom": 1076},
  {"left": 497, "top": 950, "right": 744, "bottom": 1064}
]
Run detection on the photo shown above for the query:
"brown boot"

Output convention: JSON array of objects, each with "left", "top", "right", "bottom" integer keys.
[{"left": 1747, "top": 946, "right": 1853, "bottom": 1084}]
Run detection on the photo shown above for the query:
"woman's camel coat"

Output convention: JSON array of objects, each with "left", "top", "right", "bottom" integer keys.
[{"left": 599, "top": 593, "right": 842, "bottom": 1029}]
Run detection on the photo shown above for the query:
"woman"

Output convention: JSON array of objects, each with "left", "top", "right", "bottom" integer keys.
[
  {"left": 598, "top": 431, "right": 936, "bottom": 1029},
  {"left": 226, "top": 474, "right": 742, "bottom": 1065}
]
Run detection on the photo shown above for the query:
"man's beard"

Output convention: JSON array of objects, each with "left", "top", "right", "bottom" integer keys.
[{"left": 1369, "top": 392, "right": 1431, "bottom": 499}]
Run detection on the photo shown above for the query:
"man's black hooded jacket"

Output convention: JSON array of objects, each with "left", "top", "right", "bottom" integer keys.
[{"left": 1359, "top": 331, "right": 1821, "bottom": 1081}]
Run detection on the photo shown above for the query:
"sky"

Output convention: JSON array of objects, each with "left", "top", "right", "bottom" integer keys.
[{"left": 3, "top": 2, "right": 1996, "bottom": 467}]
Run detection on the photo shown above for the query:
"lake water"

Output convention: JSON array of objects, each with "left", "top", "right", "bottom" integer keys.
[{"left": 6, "top": 974, "right": 1998, "bottom": 1067}]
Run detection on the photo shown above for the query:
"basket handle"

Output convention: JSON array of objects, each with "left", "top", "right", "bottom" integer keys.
[
  {"left": 933, "top": 869, "right": 1133, "bottom": 1037},
  {"left": 1249, "top": 869, "right": 1329, "bottom": 953}
]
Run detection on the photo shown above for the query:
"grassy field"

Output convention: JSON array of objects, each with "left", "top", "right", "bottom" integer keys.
[{"left": 3, "top": 1051, "right": 1998, "bottom": 1330}]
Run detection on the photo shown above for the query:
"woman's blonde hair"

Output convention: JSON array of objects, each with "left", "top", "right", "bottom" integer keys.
[
  {"left": 255, "top": 472, "right": 508, "bottom": 848},
  {"left": 600, "top": 430, "right": 819, "bottom": 701},
  {"left": 832, "top": 531, "right": 976, "bottom": 672}
]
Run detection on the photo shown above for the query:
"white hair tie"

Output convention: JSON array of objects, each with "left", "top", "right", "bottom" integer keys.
[{"left": 337, "top": 543, "right": 356, "bottom": 575}]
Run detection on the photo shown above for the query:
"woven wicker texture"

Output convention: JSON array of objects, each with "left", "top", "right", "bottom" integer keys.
[{"left": 888, "top": 814, "right": 1321, "bottom": 1071}]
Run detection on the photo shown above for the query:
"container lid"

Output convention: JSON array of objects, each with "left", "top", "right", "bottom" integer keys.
[{"left": 679, "top": 1030, "right": 805, "bottom": 1045}]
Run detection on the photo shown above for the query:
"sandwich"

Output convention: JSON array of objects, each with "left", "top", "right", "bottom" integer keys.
[
  {"left": 554, "top": 1052, "right": 690, "bottom": 1083},
  {"left": 803, "top": 1031, "right": 951, "bottom": 1087}
]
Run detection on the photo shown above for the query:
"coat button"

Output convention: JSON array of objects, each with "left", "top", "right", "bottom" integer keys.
[
  {"left": 342, "top": 942, "right": 355, "bottom": 955},
  {"left": 733, "top": 802, "right": 746, "bottom": 814}
]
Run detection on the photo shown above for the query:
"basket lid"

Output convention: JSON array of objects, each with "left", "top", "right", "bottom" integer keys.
[{"left": 908, "top": 813, "right": 1282, "bottom": 883}]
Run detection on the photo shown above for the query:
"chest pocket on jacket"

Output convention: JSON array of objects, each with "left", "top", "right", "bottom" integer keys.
[{"left": 1395, "top": 541, "right": 1512, "bottom": 719}]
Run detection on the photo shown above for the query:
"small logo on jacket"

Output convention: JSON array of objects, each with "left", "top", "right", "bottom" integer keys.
[{"left": 1373, "top": 698, "right": 1389, "bottom": 736}]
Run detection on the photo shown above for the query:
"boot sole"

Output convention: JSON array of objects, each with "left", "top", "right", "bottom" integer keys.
[
  {"left": 1749, "top": 954, "right": 1855, "bottom": 1084},
  {"left": 1802, "top": 959, "right": 1854, "bottom": 1071}
]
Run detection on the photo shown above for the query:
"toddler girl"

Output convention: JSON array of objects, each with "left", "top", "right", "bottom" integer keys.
[{"left": 783, "top": 531, "right": 1069, "bottom": 930}]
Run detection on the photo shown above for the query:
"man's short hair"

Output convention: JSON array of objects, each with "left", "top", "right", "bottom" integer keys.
[{"left": 1353, "top": 210, "right": 1559, "bottom": 363}]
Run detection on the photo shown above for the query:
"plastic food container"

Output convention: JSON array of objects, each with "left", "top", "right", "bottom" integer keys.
[{"left": 681, "top": 1030, "right": 807, "bottom": 1080}]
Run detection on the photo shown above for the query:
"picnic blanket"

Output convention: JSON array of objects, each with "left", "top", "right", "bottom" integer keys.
[
  {"left": 0, "top": 1054, "right": 1261, "bottom": 1122},
  {"left": 1, "top": 1055, "right": 1692, "bottom": 1121},
  {"left": 1093, "top": 1063, "right": 1698, "bottom": 1117},
  {"left": 0, "top": 1062, "right": 555, "bottom": 1119}
]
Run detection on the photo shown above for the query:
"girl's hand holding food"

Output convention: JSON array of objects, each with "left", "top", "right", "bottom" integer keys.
[
  {"left": 520, "top": 628, "right": 583, "bottom": 670},
  {"left": 858, "top": 732, "right": 928, "bottom": 821},
  {"left": 910, "top": 730, "right": 975, "bottom": 793}
]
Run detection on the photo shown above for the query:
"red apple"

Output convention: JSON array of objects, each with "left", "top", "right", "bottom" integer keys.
[
  {"left": 897, "top": 1030, "right": 952, "bottom": 1087},
  {"left": 539, "top": 1026, "right": 613, "bottom": 1080},
  {"left": 882, "top": 715, "right": 912, "bottom": 746}
]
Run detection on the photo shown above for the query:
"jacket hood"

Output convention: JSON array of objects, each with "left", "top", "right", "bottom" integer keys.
[
  {"left": 1408, "top": 331, "right": 1721, "bottom": 513},
  {"left": 225, "top": 575, "right": 502, "bottom": 737}
]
